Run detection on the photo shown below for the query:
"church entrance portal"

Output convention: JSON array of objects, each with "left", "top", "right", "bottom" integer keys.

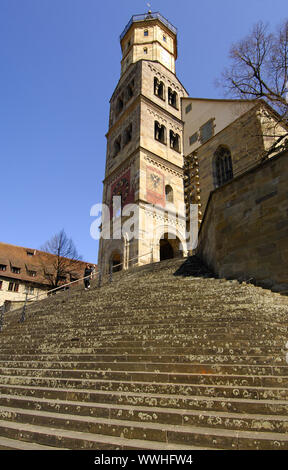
[
  {"left": 159, "top": 233, "right": 182, "bottom": 261},
  {"left": 110, "top": 252, "right": 122, "bottom": 272}
]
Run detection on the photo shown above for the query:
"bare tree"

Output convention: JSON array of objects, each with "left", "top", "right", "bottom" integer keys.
[
  {"left": 40, "top": 229, "right": 83, "bottom": 289},
  {"left": 218, "top": 20, "right": 288, "bottom": 157}
]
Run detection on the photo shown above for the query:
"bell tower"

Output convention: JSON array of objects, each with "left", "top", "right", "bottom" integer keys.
[
  {"left": 98, "top": 12, "right": 188, "bottom": 272},
  {"left": 120, "top": 11, "right": 178, "bottom": 76}
]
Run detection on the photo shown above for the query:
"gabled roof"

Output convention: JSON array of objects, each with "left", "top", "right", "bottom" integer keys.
[{"left": 0, "top": 242, "right": 95, "bottom": 286}]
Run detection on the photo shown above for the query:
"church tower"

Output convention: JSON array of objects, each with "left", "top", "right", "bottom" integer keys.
[{"left": 98, "top": 11, "right": 188, "bottom": 272}]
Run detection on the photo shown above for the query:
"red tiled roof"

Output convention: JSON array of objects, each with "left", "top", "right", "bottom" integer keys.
[{"left": 0, "top": 242, "right": 96, "bottom": 286}]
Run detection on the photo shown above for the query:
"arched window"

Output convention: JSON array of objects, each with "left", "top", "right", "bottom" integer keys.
[
  {"left": 154, "top": 121, "right": 166, "bottom": 144},
  {"left": 170, "top": 130, "right": 180, "bottom": 152},
  {"left": 113, "top": 135, "right": 121, "bottom": 157},
  {"left": 213, "top": 146, "right": 233, "bottom": 188},
  {"left": 116, "top": 96, "right": 124, "bottom": 115},
  {"left": 165, "top": 185, "right": 174, "bottom": 203},
  {"left": 168, "top": 88, "right": 178, "bottom": 108},
  {"left": 154, "top": 78, "right": 165, "bottom": 100}
]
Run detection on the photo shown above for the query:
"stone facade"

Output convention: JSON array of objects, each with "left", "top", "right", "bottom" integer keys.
[{"left": 197, "top": 150, "right": 288, "bottom": 293}]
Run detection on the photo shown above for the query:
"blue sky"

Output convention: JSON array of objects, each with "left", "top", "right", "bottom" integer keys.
[{"left": 0, "top": 0, "right": 286, "bottom": 263}]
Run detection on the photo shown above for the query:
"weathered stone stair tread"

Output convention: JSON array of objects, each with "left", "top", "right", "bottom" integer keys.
[
  {"left": 3, "top": 382, "right": 288, "bottom": 407},
  {"left": 1, "top": 370, "right": 286, "bottom": 388},
  {"left": 2, "top": 368, "right": 288, "bottom": 388},
  {"left": 0, "top": 419, "right": 213, "bottom": 450},
  {"left": 0, "top": 355, "right": 286, "bottom": 364},
  {"left": 0, "top": 407, "right": 287, "bottom": 450},
  {"left": 0, "top": 345, "right": 286, "bottom": 355},
  {"left": 0, "top": 436, "right": 67, "bottom": 450},
  {"left": 2, "top": 394, "right": 288, "bottom": 428}
]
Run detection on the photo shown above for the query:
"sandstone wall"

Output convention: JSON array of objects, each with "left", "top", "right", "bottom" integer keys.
[{"left": 197, "top": 150, "right": 288, "bottom": 293}]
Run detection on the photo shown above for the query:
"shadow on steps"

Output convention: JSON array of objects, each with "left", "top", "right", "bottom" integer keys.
[{"left": 173, "top": 255, "right": 217, "bottom": 278}]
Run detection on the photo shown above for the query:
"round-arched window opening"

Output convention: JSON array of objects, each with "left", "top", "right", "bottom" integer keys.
[{"left": 165, "top": 185, "right": 174, "bottom": 203}]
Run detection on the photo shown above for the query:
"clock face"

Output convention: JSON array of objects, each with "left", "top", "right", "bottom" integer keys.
[{"left": 112, "top": 177, "right": 129, "bottom": 203}]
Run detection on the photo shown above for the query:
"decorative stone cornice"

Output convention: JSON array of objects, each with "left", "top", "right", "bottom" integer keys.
[{"left": 143, "top": 152, "right": 184, "bottom": 179}]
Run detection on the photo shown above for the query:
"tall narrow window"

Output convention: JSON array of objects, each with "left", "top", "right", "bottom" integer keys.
[
  {"left": 168, "top": 88, "right": 178, "bottom": 108},
  {"left": 144, "top": 29, "right": 149, "bottom": 37},
  {"left": 116, "top": 96, "right": 124, "bottom": 116},
  {"left": 126, "top": 79, "right": 134, "bottom": 100},
  {"left": 123, "top": 123, "right": 132, "bottom": 146},
  {"left": 154, "top": 121, "right": 166, "bottom": 144},
  {"left": 213, "top": 146, "right": 233, "bottom": 188},
  {"left": 8, "top": 282, "right": 19, "bottom": 292},
  {"left": 165, "top": 185, "right": 174, "bottom": 203},
  {"left": 154, "top": 78, "right": 165, "bottom": 100},
  {"left": 114, "top": 135, "right": 121, "bottom": 157},
  {"left": 170, "top": 130, "right": 180, "bottom": 152}
]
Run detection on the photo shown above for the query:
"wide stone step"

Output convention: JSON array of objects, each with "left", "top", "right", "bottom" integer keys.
[
  {"left": 1, "top": 394, "right": 288, "bottom": 434},
  {"left": 0, "top": 349, "right": 286, "bottom": 361},
  {"left": 5, "top": 322, "right": 287, "bottom": 338},
  {"left": 2, "top": 383, "right": 288, "bottom": 415},
  {"left": 4, "top": 313, "right": 287, "bottom": 335},
  {"left": 0, "top": 419, "right": 209, "bottom": 450},
  {"left": 0, "top": 341, "right": 287, "bottom": 356},
  {"left": 2, "top": 326, "right": 287, "bottom": 343},
  {"left": 0, "top": 354, "right": 286, "bottom": 368},
  {"left": 0, "top": 436, "right": 67, "bottom": 450},
  {"left": 0, "top": 374, "right": 287, "bottom": 400},
  {"left": 1, "top": 337, "right": 287, "bottom": 352},
  {"left": 0, "top": 366, "right": 286, "bottom": 387},
  {"left": 0, "top": 359, "right": 288, "bottom": 374},
  {"left": 0, "top": 407, "right": 287, "bottom": 450},
  {"left": 0, "top": 343, "right": 287, "bottom": 356}
]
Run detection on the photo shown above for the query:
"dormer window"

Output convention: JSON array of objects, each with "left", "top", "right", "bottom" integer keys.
[
  {"left": 11, "top": 267, "right": 21, "bottom": 274},
  {"left": 26, "top": 251, "right": 34, "bottom": 256}
]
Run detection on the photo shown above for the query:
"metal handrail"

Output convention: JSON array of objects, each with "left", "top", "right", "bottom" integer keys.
[{"left": 110, "top": 250, "right": 153, "bottom": 271}]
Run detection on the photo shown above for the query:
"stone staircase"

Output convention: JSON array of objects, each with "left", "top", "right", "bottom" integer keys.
[{"left": 0, "top": 257, "right": 288, "bottom": 450}]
